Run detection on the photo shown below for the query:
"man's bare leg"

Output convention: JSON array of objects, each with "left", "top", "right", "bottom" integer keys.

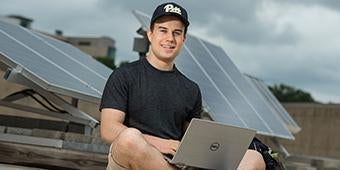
[
  {"left": 110, "top": 128, "right": 176, "bottom": 170},
  {"left": 237, "top": 150, "right": 265, "bottom": 170}
]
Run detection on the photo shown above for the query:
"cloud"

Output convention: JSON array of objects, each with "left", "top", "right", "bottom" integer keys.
[
  {"left": 187, "top": 1, "right": 340, "bottom": 103},
  {"left": 187, "top": 1, "right": 299, "bottom": 45},
  {"left": 273, "top": 0, "right": 340, "bottom": 13},
  {"left": 97, "top": 0, "right": 300, "bottom": 45}
]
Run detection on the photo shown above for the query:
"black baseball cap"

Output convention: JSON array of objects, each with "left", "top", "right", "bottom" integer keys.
[{"left": 150, "top": 2, "right": 190, "bottom": 28}]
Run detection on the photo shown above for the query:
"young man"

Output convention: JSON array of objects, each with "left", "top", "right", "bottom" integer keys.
[{"left": 100, "top": 2, "right": 265, "bottom": 170}]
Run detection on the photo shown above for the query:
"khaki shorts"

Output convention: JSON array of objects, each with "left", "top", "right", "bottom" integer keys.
[
  {"left": 106, "top": 145, "right": 197, "bottom": 170},
  {"left": 106, "top": 144, "right": 128, "bottom": 170}
]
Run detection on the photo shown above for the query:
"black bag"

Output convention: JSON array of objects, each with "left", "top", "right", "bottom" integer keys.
[{"left": 248, "top": 138, "right": 283, "bottom": 170}]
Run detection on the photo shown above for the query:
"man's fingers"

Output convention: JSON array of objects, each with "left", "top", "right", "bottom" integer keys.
[
  {"left": 169, "top": 149, "right": 176, "bottom": 156},
  {"left": 169, "top": 140, "right": 180, "bottom": 149}
]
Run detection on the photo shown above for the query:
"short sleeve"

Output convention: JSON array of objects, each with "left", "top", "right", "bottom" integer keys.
[
  {"left": 99, "top": 69, "right": 128, "bottom": 112},
  {"left": 186, "top": 87, "right": 203, "bottom": 121}
]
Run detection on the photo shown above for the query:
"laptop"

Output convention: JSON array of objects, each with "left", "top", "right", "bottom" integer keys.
[{"left": 166, "top": 118, "right": 256, "bottom": 170}]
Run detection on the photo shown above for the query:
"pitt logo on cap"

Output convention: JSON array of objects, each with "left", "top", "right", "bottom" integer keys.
[{"left": 164, "top": 4, "right": 182, "bottom": 15}]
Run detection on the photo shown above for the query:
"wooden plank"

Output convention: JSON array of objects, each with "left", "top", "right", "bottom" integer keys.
[
  {"left": 0, "top": 133, "right": 62, "bottom": 148},
  {"left": 0, "top": 163, "right": 47, "bottom": 170},
  {"left": 0, "top": 142, "right": 107, "bottom": 170},
  {"left": 0, "top": 114, "right": 88, "bottom": 133}
]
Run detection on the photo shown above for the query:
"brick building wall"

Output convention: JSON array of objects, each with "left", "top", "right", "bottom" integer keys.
[{"left": 259, "top": 103, "right": 340, "bottom": 159}]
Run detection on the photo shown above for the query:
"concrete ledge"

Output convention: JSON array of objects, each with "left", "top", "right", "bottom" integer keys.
[
  {"left": 0, "top": 126, "right": 5, "bottom": 133},
  {"left": 63, "top": 141, "right": 109, "bottom": 154},
  {"left": 63, "top": 132, "right": 92, "bottom": 143},
  {"left": 0, "top": 115, "right": 85, "bottom": 133},
  {"left": 91, "top": 136, "right": 106, "bottom": 145},
  {"left": 32, "top": 129, "right": 63, "bottom": 139},
  {"left": 7, "top": 127, "right": 32, "bottom": 136},
  {"left": 0, "top": 141, "right": 107, "bottom": 170}
]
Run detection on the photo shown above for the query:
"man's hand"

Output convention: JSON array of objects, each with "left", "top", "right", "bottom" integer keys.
[
  {"left": 156, "top": 139, "right": 180, "bottom": 156},
  {"left": 143, "top": 135, "right": 180, "bottom": 155}
]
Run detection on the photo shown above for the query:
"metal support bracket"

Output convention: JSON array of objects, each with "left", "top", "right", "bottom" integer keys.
[
  {"left": 2, "top": 66, "right": 98, "bottom": 134},
  {"left": 271, "top": 138, "right": 290, "bottom": 158}
]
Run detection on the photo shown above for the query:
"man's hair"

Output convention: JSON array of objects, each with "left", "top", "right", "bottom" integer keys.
[{"left": 150, "top": 21, "right": 188, "bottom": 36}]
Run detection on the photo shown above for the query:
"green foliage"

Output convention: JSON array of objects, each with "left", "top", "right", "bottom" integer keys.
[
  {"left": 95, "top": 57, "right": 116, "bottom": 70},
  {"left": 268, "top": 84, "right": 315, "bottom": 103},
  {"left": 119, "top": 61, "right": 130, "bottom": 67}
]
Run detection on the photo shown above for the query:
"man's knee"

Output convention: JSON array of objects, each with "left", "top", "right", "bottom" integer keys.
[
  {"left": 114, "top": 128, "right": 148, "bottom": 156},
  {"left": 237, "top": 150, "right": 265, "bottom": 170}
]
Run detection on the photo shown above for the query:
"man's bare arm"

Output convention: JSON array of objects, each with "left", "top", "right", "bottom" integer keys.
[
  {"left": 100, "top": 108, "right": 180, "bottom": 155},
  {"left": 100, "top": 108, "right": 127, "bottom": 143}
]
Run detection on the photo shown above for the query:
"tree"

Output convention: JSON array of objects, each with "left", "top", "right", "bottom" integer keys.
[
  {"left": 95, "top": 57, "right": 116, "bottom": 70},
  {"left": 119, "top": 61, "right": 130, "bottom": 67},
  {"left": 268, "top": 84, "right": 316, "bottom": 102}
]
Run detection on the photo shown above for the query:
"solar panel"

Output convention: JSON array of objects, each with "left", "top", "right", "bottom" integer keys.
[
  {"left": 0, "top": 20, "right": 111, "bottom": 103},
  {"left": 133, "top": 10, "right": 295, "bottom": 139},
  {"left": 244, "top": 75, "right": 301, "bottom": 134},
  {"left": 34, "top": 32, "right": 112, "bottom": 79}
]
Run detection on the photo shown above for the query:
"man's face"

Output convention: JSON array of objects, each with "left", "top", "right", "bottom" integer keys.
[{"left": 147, "top": 16, "right": 186, "bottom": 63}]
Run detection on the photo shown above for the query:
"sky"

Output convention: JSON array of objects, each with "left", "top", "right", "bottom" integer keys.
[{"left": 1, "top": 0, "right": 340, "bottom": 103}]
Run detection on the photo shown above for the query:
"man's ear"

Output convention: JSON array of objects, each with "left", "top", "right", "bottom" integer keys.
[{"left": 147, "top": 30, "right": 152, "bottom": 42}]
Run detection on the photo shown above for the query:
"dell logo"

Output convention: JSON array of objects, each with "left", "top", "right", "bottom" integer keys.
[{"left": 210, "top": 142, "right": 220, "bottom": 151}]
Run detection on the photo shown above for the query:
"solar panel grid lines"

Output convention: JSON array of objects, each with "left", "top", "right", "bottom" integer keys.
[
  {"left": 245, "top": 76, "right": 281, "bottom": 118},
  {"left": 175, "top": 49, "right": 246, "bottom": 128},
  {"left": 0, "top": 25, "right": 99, "bottom": 98},
  {"left": 244, "top": 75, "right": 300, "bottom": 134},
  {"left": 197, "top": 37, "right": 274, "bottom": 134},
  {"left": 20, "top": 32, "right": 99, "bottom": 94},
  {"left": 0, "top": 20, "right": 110, "bottom": 102},
  {"left": 242, "top": 74, "right": 295, "bottom": 138},
  {"left": 256, "top": 80, "right": 299, "bottom": 133},
  {"left": 0, "top": 28, "right": 61, "bottom": 87},
  {"left": 200, "top": 40, "right": 293, "bottom": 139},
  {"left": 247, "top": 76, "right": 287, "bottom": 124},
  {"left": 16, "top": 25, "right": 103, "bottom": 94},
  {"left": 182, "top": 38, "right": 248, "bottom": 128},
  {"left": 34, "top": 32, "right": 112, "bottom": 79},
  {"left": 265, "top": 92, "right": 299, "bottom": 130},
  {"left": 34, "top": 32, "right": 108, "bottom": 81},
  {"left": 257, "top": 79, "right": 299, "bottom": 128},
  {"left": 184, "top": 35, "right": 274, "bottom": 134}
]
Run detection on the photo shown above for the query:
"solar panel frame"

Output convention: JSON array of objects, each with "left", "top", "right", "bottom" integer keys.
[
  {"left": 0, "top": 20, "right": 112, "bottom": 103},
  {"left": 176, "top": 45, "right": 248, "bottom": 128},
  {"left": 198, "top": 39, "right": 294, "bottom": 139},
  {"left": 34, "top": 32, "right": 112, "bottom": 79},
  {"left": 244, "top": 75, "right": 301, "bottom": 134},
  {"left": 183, "top": 35, "right": 271, "bottom": 132}
]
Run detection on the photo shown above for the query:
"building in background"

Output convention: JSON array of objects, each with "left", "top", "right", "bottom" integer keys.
[
  {"left": 0, "top": 15, "right": 33, "bottom": 28},
  {"left": 66, "top": 36, "right": 115, "bottom": 59},
  {"left": 0, "top": 14, "right": 116, "bottom": 60}
]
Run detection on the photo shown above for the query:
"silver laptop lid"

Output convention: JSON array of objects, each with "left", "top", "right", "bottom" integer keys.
[{"left": 171, "top": 118, "right": 256, "bottom": 169}]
